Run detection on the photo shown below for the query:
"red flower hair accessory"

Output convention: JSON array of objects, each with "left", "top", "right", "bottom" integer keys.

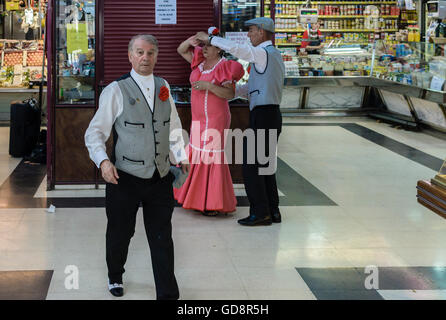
[
  {"left": 208, "top": 27, "right": 220, "bottom": 36},
  {"left": 159, "top": 85, "right": 170, "bottom": 102}
]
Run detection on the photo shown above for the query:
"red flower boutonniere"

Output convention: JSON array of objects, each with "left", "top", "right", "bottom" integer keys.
[
  {"left": 212, "top": 28, "right": 220, "bottom": 36},
  {"left": 159, "top": 85, "right": 169, "bottom": 102}
]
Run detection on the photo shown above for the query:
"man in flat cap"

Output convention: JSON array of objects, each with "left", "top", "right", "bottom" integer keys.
[{"left": 196, "top": 17, "right": 285, "bottom": 227}]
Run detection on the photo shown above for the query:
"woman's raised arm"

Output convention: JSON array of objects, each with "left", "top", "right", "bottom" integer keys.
[{"left": 177, "top": 35, "right": 199, "bottom": 64}]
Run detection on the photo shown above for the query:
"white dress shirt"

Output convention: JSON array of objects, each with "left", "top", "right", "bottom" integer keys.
[
  {"left": 210, "top": 37, "right": 273, "bottom": 99},
  {"left": 85, "top": 69, "right": 187, "bottom": 169}
]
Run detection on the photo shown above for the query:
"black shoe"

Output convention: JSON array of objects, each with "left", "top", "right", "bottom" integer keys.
[
  {"left": 201, "top": 210, "right": 219, "bottom": 216},
  {"left": 271, "top": 210, "right": 282, "bottom": 223},
  {"left": 108, "top": 282, "right": 124, "bottom": 297},
  {"left": 238, "top": 215, "right": 272, "bottom": 226},
  {"left": 157, "top": 294, "right": 180, "bottom": 300}
]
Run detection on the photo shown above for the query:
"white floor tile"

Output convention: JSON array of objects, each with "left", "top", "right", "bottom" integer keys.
[
  {"left": 338, "top": 248, "right": 408, "bottom": 267},
  {"left": 391, "top": 248, "right": 446, "bottom": 266},
  {"left": 234, "top": 267, "right": 312, "bottom": 291},
  {"left": 176, "top": 267, "right": 245, "bottom": 291},
  {"left": 0, "top": 209, "right": 25, "bottom": 221}
]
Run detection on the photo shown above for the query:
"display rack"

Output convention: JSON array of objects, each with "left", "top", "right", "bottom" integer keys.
[
  {"left": 276, "top": 28, "right": 398, "bottom": 32},
  {"left": 266, "top": 0, "right": 420, "bottom": 47},
  {"left": 266, "top": 1, "right": 398, "bottom": 4}
]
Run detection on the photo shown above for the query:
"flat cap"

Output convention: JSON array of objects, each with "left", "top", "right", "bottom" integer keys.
[{"left": 245, "top": 17, "right": 275, "bottom": 33}]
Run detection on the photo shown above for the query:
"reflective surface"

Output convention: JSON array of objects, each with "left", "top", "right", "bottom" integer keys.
[
  {"left": 221, "top": 0, "right": 261, "bottom": 33},
  {"left": 373, "top": 41, "right": 445, "bottom": 90},
  {"left": 285, "top": 41, "right": 446, "bottom": 95},
  {"left": 55, "top": 0, "right": 95, "bottom": 104}
]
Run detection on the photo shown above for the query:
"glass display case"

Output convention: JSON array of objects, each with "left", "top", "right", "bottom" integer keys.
[
  {"left": 372, "top": 40, "right": 446, "bottom": 90},
  {"left": 281, "top": 42, "right": 374, "bottom": 77},
  {"left": 55, "top": 0, "right": 95, "bottom": 104},
  {"left": 279, "top": 39, "right": 446, "bottom": 92}
]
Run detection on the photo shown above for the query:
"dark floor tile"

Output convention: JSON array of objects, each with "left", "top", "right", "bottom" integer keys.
[
  {"left": 0, "top": 270, "right": 53, "bottom": 300},
  {"left": 278, "top": 158, "right": 337, "bottom": 207},
  {"left": 375, "top": 267, "right": 438, "bottom": 290},
  {"left": 340, "top": 124, "right": 444, "bottom": 172},
  {"left": 297, "top": 267, "right": 366, "bottom": 291},
  {"left": 410, "top": 267, "right": 446, "bottom": 290},
  {"left": 313, "top": 290, "right": 384, "bottom": 300},
  {"left": 312, "top": 289, "right": 384, "bottom": 300},
  {"left": 283, "top": 123, "right": 343, "bottom": 126}
]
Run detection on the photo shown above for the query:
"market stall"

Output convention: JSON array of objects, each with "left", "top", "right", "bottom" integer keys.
[{"left": 0, "top": 0, "right": 47, "bottom": 120}]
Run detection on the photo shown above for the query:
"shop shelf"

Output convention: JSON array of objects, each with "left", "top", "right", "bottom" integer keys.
[
  {"left": 320, "top": 29, "right": 398, "bottom": 32},
  {"left": 276, "top": 42, "right": 302, "bottom": 46},
  {"left": 276, "top": 29, "right": 306, "bottom": 32},
  {"left": 269, "top": 1, "right": 397, "bottom": 4},
  {"left": 318, "top": 15, "right": 399, "bottom": 18},
  {"left": 277, "top": 28, "right": 398, "bottom": 32}
]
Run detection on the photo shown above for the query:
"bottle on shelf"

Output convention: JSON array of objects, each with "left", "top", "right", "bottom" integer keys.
[
  {"left": 414, "top": 30, "right": 420, "bottom": 42},
  {"left": 408, "top": 30, "right": 414, "bottom": 42}
]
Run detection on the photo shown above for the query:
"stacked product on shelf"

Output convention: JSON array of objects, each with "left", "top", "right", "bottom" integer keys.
[
  {"left": 372, "top": 41, "right": 446, "bottom": 88},
  {"left": 0, "top": 39, "right": 45, "bottom": 87},
  {"left": 266, "top": 0, "right": 418, "bottom": 48},
  {"left": 278, "top": 45, "right": 374, "bottom": 77}
]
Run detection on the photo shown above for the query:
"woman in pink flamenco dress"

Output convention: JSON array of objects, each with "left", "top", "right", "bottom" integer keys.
[{"left": 175, "top": 29, "right": 244, "bottom": 216}]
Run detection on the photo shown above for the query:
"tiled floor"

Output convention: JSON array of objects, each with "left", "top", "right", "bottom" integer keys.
[{"left": 1, "top": 117, "right": 446, "bottom": 300}]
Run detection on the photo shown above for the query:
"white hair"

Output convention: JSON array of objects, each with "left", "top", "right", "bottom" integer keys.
[{"left": 128, "top": 34, "right": 159, "bottom": 52}]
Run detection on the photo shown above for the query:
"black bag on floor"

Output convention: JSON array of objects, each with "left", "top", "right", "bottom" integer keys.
[
  {"left": 9, "top": 98, "right": 41, "bottom": 157},
  {"left": 24, "top": 129, "right": 47, "bottom": 164}
]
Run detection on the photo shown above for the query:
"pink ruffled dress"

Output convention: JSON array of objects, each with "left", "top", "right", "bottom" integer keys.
[{"left": 174, "top": 47, "right": 244, "bottom": 213}]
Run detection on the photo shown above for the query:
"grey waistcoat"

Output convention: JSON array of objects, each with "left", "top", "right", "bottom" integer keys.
[
  {"left": 112, "top": 74, "right": 171, "bottom": 179},
  {"left": 247, "top": 45, "right": 285, "bottom": 111}
]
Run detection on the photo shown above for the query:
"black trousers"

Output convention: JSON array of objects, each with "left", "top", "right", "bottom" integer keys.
[
  {"left": 242, "top": 105, "right": 282, "bottom": 218},
  {"left": 105, "top": 169, "right": 179, "bottom": 300}
]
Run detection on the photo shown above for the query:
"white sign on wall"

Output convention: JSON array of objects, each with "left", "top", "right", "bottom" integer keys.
[
  {"left": 225, "top": 32, "right": 250, "bottom": 45},
  {"left": 156, "top": 0, "right": 177, "bottom": 24}
]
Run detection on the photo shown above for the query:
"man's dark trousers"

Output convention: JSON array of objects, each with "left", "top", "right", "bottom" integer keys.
[
  {"left": 105, "top": 169, "right": 179, "bottom": 300},
  {"left": 242, "top": 104, "right": 282, "bottom": 218}
]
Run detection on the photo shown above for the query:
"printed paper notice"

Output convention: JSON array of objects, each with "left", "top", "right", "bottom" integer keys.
[
  {"left": 405, "top": 0, "right": 415, "bottom": 10},
  {"left": 156, "top": 0, "right": 176, "bottom": 24},
  {"left": 225, "top": 32, "right": 250, "bottom": 45},
  {"left": 430, "top": 75, "right": 445, "bottom": 91},
  {"left": 66, "top": 23, "right": 88, "bottom": 54}
]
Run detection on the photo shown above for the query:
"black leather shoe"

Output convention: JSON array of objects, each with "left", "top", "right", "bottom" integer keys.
[
  {"left": 108, "top": 283, "right": 124, "bottom": 297},
  {"left": 271, "top": 210, "right": 282, "bottom": 223},
  {"left": 238, "top": 215, "right": 272, "bottom": 226},
  {"left": 157, "top": 294, "right": 180, "bottom": 300}
]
